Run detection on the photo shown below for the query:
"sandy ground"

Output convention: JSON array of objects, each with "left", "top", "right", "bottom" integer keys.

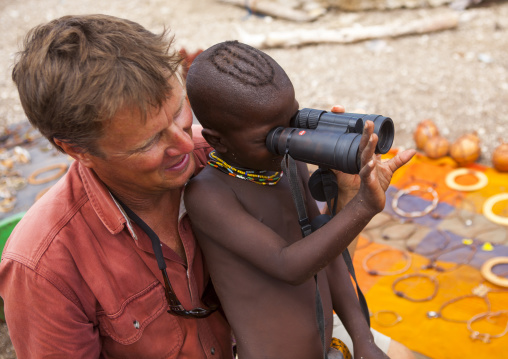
[{"left": 1, "top": 0, "right": 508, "bottom": 357}]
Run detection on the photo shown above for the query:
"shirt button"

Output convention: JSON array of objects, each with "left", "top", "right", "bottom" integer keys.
[
  {"left": 211, "top": 347, "right": 215, "bottom": 355},
  {"left": 133, "top": 320, "right": 140, "bottom": 329}
]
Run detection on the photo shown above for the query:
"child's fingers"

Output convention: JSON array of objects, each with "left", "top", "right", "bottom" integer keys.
[
  {"left": 386, "top": 149, "right": 416, "bottom": 172},
  {"left": 330, "top": 104, "right": 345, "bottom": 113},
  {"left": 360, "top": 132, "right": 378, "bottom": 169},
  {"left": 359, "top": 156, "right": 376, "bottom": 183},
  {"left": 358, "top": 120, "right": 374, "bottom": 154}
]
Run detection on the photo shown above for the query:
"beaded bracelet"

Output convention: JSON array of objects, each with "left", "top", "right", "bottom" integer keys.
[{"left": 391, "top": 185, "right": 439, "bottom": 218}]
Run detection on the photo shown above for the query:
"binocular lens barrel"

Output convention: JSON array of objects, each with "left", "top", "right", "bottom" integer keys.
[
  {"left": 266, "top": 108, "right": 395, "bottom": 174},
  {"left": 266, "top": 127, "right": 362, "bottom": 174}
]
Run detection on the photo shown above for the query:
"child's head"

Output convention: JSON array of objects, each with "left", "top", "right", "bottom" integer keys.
[{"left": 186, "top": 41, "right": 298, "bottom": 170}]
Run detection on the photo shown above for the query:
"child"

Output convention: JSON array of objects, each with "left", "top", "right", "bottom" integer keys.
[{"left": 184, "top": 41, "right": 415, "bottom": 359}]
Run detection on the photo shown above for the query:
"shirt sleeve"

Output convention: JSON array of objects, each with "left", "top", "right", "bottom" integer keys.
[{"left": 0, "top": 259, "right": 101, "bottom": 359}]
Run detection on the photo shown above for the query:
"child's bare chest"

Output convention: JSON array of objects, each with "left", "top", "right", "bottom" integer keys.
[{"left": 232, "top": 178, "right": 310, "bottom": 243}]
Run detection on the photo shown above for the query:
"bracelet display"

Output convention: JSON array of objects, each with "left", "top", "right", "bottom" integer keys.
[
  {"left": 482, "top": 193, "right": 508, "bottom": 226},
  {"left": 391, "top": 185, "right": 439, "bottom": 218},
  {"left": 467, "top": 310, "right": 508, "bottom": 343},
  {"left": 392, "top": 273, "right": 439, "bottom": 302},
  {"left": 480, "top": 257, "right": 508, "bottom": 288},
  {"left": 445, "top": 168, "right": 488, "bottom": 192}
]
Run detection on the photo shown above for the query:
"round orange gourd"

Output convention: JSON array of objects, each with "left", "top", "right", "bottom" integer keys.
[
  {"left": 450, "top": 133, "right": 481, "bottom": 166},
  {"left": 414, "top": 120, "right": 439, "bottom": 150},
  {"left": 492, "top": 142, "right": 508, "bottom": 172},
  {"left": 424, "top": 136, "right": 449, "bottom": 159}
]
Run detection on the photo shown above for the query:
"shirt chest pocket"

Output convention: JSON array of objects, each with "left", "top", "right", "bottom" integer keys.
[{"left": 97, "top": 281, "right": 182, "bottom": 349}]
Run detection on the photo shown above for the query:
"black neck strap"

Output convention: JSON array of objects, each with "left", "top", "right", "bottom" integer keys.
[
  {"left": 281, "top": 154, "right": 371, "bottom": 359},
  {"left": 116, "top": 198, "right": 168, "bottom": 271}
]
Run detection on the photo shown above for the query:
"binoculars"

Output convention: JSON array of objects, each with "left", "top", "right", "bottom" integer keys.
[{"left": 266, "top": 108, "right": 394, "bottom": 174}]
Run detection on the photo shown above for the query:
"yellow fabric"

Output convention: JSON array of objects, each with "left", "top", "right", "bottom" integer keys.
[{"left": 353, "top": 151, "right": 508, "bottom": 359}]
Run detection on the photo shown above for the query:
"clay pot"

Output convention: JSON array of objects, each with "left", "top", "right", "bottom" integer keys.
[
  {"left": 450, "top": 133, "right": 481, "bottom": 166},
  {"left": 414, "top": 120, "right": 439, "bottom": 150},
  {"left": 424, "top": 136, "right": 449, "bottom": 159},
  {"left": 492, "top": 142, "right": 508, "bottom": 172}
]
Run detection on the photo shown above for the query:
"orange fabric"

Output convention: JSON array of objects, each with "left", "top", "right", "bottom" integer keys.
[{"left": 353, "top": 151, "right": 508, "bottom": 359}]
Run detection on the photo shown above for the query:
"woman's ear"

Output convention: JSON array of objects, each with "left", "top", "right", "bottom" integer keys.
[{"left": 202, "top": 128, "right": 227, "bottom": 153}]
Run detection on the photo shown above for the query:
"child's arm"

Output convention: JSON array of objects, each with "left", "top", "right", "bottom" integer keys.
[
  {"left": 185, "top": 121, "right": 414, "bottom": 285},
  {"left": 326, "top": 256, "right": 389, "bottom": 358}
]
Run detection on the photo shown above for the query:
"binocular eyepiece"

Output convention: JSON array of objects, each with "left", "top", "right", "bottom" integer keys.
[{"left": 266, "top": 108, "right": 394, "bottom": 174}]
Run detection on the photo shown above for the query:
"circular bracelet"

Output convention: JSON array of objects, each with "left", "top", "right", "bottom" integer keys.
[
  {"left": 480, "top": 257, "right": 508, "bottom": 288},
  {"left": 0, "top": 197, "right": 16, "bottom": 213},
  {"left": 445, "top": 168, "right": 488, "bottom": 192},
  {"left": 362, "top": 247, "right": 412, "bottom": 276},
  {"left": 28, "top": 163, "right": 68, "bottom": 185},
  {"left": 392, "top": 185, "right": 439, "bottom": 218},
  {"left": 406, "top": 228, "right": 452, "bottom": 256},
  {"left": 371, "top": 310, "right": 403, "bottom": 327},
  {"left": 380, "top": 219, "right": 418, "bottom": 241},
  {"left": 422, "top": 242, "right": 477, "bottom": 273},
  {"left": 456, "top": 197, "right": 477, "bottom": 227},
  {"left": 392, "top": 273, "right": 439, "bottom": 302},
  {"left": 482, "top": 193, "right": 508, "bottom": 226},
  {"left": 467, "top": 310, "right": 508, "bottom": 343},
  {"left": 426, "top": 293, "right": 491, "bottom": 323}
]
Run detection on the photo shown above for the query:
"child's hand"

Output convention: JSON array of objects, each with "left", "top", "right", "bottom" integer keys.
[
  {"left": 329, "top": 105, "right": 362, "bottom": 209},
  {"left": 357, "top": 120, "right": 416, "bottom": 213}
]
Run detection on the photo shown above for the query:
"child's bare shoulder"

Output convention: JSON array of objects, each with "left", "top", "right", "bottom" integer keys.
[{"left": 184, "top": 167, "right": 237, "bottom": 210}]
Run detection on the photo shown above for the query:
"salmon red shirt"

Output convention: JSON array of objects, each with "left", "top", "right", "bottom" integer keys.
[{"left": 0, "top": 131, "right": 232, "bottom": 358}]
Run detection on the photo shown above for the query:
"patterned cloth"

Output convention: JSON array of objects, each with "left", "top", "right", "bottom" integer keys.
[{"left": 330, "top": 337, "right": 352, "bottom": 359}]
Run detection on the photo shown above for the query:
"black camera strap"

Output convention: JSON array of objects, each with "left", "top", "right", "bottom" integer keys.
[
  {"left": 281, "top": 153, "right": 327, "bottom": 359},
  {"left": 281, "top": 154, "right": 371, "bottom": 359},
  {"left": 315, "top": 169, "right": 371, "bottom": 328}
]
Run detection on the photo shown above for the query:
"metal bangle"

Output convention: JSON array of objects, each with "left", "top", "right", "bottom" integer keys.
[
  {"left": 422, "top": 242, "right": 477, "bottom": 273},
  {"left": 426, "top": 294, "right": 491, "bottom": 323},
  {"left": 467, "top": 310, "right": 508, "bottom": 343},
  {"left": 406, "top": 228, "right": 451, "bottom": 256},
  {"left": 371, "top": 310, "right": 403, "bottom": 327},
  {"left": 362, "top": 247, "right": 412, "bottom": 276},
  {"left": 392, "top": 273, "right": 439, "bottom": 302},
  {"left": 391, "top": 185, "right": 439, "bottom": 218}
]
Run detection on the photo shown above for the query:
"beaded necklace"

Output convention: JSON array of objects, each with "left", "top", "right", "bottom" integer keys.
[{"left": 207, "top": 150, "right": 282, "bottom": 185}]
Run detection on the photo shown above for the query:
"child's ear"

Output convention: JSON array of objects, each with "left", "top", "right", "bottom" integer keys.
[{"left": 202, "top": 128, "right": 227, "bottom": 152}]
